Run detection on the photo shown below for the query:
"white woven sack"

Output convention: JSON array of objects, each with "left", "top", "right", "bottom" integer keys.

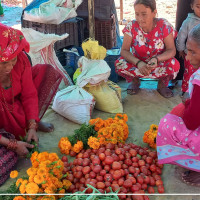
[{"left": 52, "top": 85, "right": 95, "bottom": 124}]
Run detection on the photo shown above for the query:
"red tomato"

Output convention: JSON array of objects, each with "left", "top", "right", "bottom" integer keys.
[
  {"left": 154, "top": 175, "right": 162, "bottom": 180},
  {"left": 92, "top": 157, "right": 101, "bottom": 165},
  {"left": 132, "top": 157, "right": 139, "bottom": 162},
  {"left": 93, "top": 165, "right": 102, "bottom": 174},
  {"left": 83, "top": 152, "right": 89, "bottom": 159},
  {"left": 140, "top": 166, "right": 148, "bottom": 175},
  {"left": 113, "top": 170, "right": 122, "bottom": 180},
  {"left": 82, "top": 166, "right": 91, "bottom": 175},
  {"left": 105, "top": 149, "right": 111, "bottom": 156},
  {"left": 143, "top": 176, "right": 150, "bottom": 184},
  {"left": 104, "top": 165, "right": 111, "bottom": 172},
  {"left": 118, "top": 178, "right": 124, "bottom": 186},
  {"left": 157, "top": 185, "right": 165, "bottom": 193},
  {"left": 145, "top": 156, "right": 153, "bottom": 164},
  {"left": 138, "top": 160, "right": 146, "bottom": 167},
  {"left": 137, "top": 175, "right": 144, "bottom": 185},
  {"left": 61, "top": 156, "right": 68, "bottom": 162},
  {"left": 115, "top": 148, "right": 122, "bottom": 155},
  {"left": 106, "top": 143, "right": 115, "bottom": 150},
  {"left": 149, "top": 164, "right": 157, "bottom": 172},
  {"left": 104, "top": 173, "right": 113, "bottom": 182},
  {"left": 104, "top": 156, "right": 114, "bottom": 165},
  {"left": 82, "top": 158, "right": 90, "bottom": 167},
  {"left": 129, "top": 149, "right": 137, "bottom": 157},
  {"left": 123, "top": 179, "right": 132, "bottom": 188},
  {"left": 148, "top": 186, "right": 155, "bottom": 193},
  {"left": 130, "top": 184, "right": 140, "bottom": 192},
  {"left": 124, "top": 159, "right": 132, "bottom": 166},
  {"left": 141, "top": 183, "right": 148, "bottom": 190},
  {"left": 96, "top": 175, "right": 104, "bottom": 182},
  {"left": 100, "top": 169, "right": 106, "bottom": 176},
  {"left": 119, "top": 154, "right": 125, "bottom": 161},
  {"left": 149, "top": 177, "right": 156, "bottom": 186},
  {"left": 128, "top": 166, "right": 135, "bottom": 174},
  {"left": 77, "top": 158, "right": 83, "bottom": 166},
  {"left": 77, "top": 153, "right": 83, "bottom": 158},
  {"left": 112, "top": 161, "right": 122, "bottom": 170},
  {"left": 156, "top": 179, "right": 163, "bottom": 186},
  {"left": 99, "top": 153, "right": 106, "bottom": 161}
]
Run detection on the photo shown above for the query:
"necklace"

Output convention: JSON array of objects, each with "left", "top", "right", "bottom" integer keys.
[{"left": 0, "top": 74, "right": 14, "bottom": 112}]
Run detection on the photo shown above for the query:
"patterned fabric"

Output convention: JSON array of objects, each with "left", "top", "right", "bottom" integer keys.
[
  {"left": 0, "top": 23, "right": 29, "bottom": 62},
  {"left": 182, "top": 58, "right": 197, "bottom": 93},
  {"left": 188, "top": 68, "right": 200, "bottom": 97},
  {"left": 115, "top": 18, "right": 180, "bottom": 83},
  {"left": 0, "top": 129, "right": 18, "bottom": 186},
  {"left": 157, "top": 68, "right": 200, "bottom": 172}
]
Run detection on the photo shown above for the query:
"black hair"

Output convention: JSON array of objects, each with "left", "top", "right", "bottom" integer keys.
[
  {"left": 189, "top": 24, "right": 200, "bottom": 46},
  {"left": 134, "top": 0, "right": 156, "bottom": 12}
]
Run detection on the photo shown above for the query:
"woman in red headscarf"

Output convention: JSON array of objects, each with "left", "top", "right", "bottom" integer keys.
[{"left": 0, "top": 24, "right": 62, "bottom": 185}]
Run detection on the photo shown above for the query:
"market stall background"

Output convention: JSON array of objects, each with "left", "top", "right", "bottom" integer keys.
[{"left": 0, "top": 0, "right": 200, "bottom": 199}]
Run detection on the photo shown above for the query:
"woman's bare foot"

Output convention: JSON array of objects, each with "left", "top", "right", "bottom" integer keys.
[
  {"left": 182, "top": 170, "right": 200, "bottom": 186},
  {"left": 38, "top": 121, "right": 54, "bottom": 132},
  {"left": 127, "top": 78, "right": 141, "bottom": 95}
]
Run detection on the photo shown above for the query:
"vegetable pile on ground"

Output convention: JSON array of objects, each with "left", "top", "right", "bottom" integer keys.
[
  {"left": 58, "top": 114, "right": 129, "bottom": 156},
  {"left": 62, "top": 142, "right": 164, "bottom": 200}
]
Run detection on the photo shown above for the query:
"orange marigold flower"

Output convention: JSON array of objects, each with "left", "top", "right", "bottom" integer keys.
[
  {"left": 29, "top": 175, "right": 34, "bottom": 183},
  {"left": 88, "top": 136, "right": 100, "bottom": 149},
  {"left": 19, "top": 183, "right": 26, "bottom": 194},
  {"left": 25, "top": 182, "right": 39, "bottom": 194},
  {"left": 34, "top": 174, "right": 45, "bottom": 184},
  {"left": 62, "top": 179, "right": 72, "bottom": 188},
  {"left": 37, "top": 152, "right": 49, "bottom": 162},
  {"left": 72, "top": 141, "right": 83, "bottom": 153},
  {"left": 48, "top": 153, "right": 59, "bottom": 162},
  {"left": 10, "top": 170, "right": 18, "bottom": 178},
  {"left": 37, "top": 167, "right": 47, "bottom": 176},
  {"left": 41, "top": 196, "right": 56, "bottom": 200},
  {"left": 59, "top": 188, "right": 65, "bottom": 198},
  {"left": 27, "top": 168, "right": 38, "bottom": 177},
  {"left": 13, "top": 196, "right": 26, "bottom": 200},
  {"left": 16, "top": 178, "right": 24, "bottom": 187}
]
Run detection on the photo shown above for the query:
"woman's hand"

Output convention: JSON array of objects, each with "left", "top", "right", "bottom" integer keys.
[
  {"left": 138, "top": 61, "right": 151, "bottom": 76},
  {"left": 15, "top": 141, "right": 34, "bottom": 157},
  {"left": 179, "top": 51, "right": 186, "bottom": 59},
  {"left": 147, "top": 57, "right": 158, "bottom": 70},
  {"left": 27, "top": 129, "right": 39, "bottom": 144}
]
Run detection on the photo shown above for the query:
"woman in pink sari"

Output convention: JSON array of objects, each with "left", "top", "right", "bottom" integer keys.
[
  {"left": 0, "top": 24, "right": 62, "bottom": 185},
  {"left": 157, "top": 24, "right": 200, "bottom": 186}
]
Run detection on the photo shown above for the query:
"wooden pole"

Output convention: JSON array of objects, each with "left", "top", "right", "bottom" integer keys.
[
  {"left": 88, "top": 0, "right": 95, "bottom": 39},
  {"left": 120, "top": 0, "right": 123, "bottom": 21}
]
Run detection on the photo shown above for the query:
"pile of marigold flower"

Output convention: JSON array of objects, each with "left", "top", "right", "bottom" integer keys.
[
  {"left": 58, "top": 114, "right": 129, "bottom": 154},
  {"left": 12, "top": 151, "right": 72, "bottom": 199},
  {"left": 88, "top": 113, "right": 129, "bottom": 149},
  {"left": 58, "top": 138, "right": 84, "bottom": 155},
  {"left": 143, "top": 124, "right": 158, "bottom": 149}
]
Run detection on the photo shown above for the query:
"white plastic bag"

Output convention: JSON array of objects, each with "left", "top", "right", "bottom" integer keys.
[
  {"left": 52, "top": 85, "right": 95, "bottom": 124},
  {"left": 76, "top": 56, "right": 111, "bottom": 87},
  {"left": 23, "top": 0, "right": 82, "bottom": 24}
]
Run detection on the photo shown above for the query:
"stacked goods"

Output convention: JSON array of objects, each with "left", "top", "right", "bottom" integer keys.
[{"left": 63, "top": 143, "right": 164, "bottom": 199}]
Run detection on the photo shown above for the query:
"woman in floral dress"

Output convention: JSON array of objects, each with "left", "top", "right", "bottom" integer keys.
[{"left": 115, "top": 0, "right": 180, "bottom": 98}]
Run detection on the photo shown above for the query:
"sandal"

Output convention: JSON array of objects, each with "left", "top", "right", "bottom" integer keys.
[
  {"left": 168, "top": 80, "right": 178, "bottom": 90},
  {"left": 157, "top": 87, "right": 174, "bottom": 98},
  {"left": 127, "top": 78, "right": 140, "bottom": 95}
]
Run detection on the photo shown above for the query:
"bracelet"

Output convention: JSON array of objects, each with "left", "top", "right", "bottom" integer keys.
[
  {"left": 152, "top": 56, "right": 159, "bottom": 63},
  {"left": 135, "top": 60, "right": 143, "bottom": 67},
  {"left": 27, "top": 121, "right": 38, "bottom": 131},
  {"left": 7, "top": 139, "right": 18, "bottom": 151}
]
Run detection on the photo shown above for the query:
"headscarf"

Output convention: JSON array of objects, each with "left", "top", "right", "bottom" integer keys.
[{"left": 0, "top": 23, "right": 30, "bottom": 62}]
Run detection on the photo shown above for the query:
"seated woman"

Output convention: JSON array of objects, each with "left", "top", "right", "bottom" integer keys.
[
  {"left": 157, "top": 24, "right": 200, "bottom": 186},
  {"left": 115, "top": 0, "right": 180, "bottom": 98},
  {"left": 0, "top": 24, "right": 62, "bottom": 185}
]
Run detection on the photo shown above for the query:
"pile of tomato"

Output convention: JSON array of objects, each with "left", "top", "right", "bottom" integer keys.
[{"left": 61, "top": 143, "right": 165, "bottom": 200}]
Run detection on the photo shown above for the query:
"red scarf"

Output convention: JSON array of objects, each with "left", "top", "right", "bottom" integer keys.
[{"left": 0, "top": 23, "right": 30, "bottom": 62}]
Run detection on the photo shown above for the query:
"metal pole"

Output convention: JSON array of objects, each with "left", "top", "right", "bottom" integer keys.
[{"left": 88, "top": 0, "right": 95, "bottom": 39}]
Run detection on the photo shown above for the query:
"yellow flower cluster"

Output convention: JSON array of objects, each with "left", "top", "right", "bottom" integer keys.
[
  {"left": 143, "top": 124, "right": 158, "bottom": 149},
  {"left": 88, "top": 114, "right": 129, "bottom": 149},
  {"left": 58, "top": 138, "right": 83, "bottom": 155},
  {"left": 14, "top": 151, "right": 71, "bottom": 199}
]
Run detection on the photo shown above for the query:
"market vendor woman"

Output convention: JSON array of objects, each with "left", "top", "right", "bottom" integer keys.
[
  {"left": 0, "top": 24, "right": 62, "bottom": 185},
  {"left": 115, "top": 0, "right": 180, "bottom": 98}
]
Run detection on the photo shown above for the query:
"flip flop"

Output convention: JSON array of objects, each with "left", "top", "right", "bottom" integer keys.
[
  {"left": 168, "top": 80, "right": 178, "bottom": 90},
  {"left": 182, "top": 171, "right": 200, "bottom": 187},
  {"left": 157, "top": 87, "right": 174, "bottom": 98}
]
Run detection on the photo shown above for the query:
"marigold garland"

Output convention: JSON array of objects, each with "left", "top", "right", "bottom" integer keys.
[{"left": 143, "top": 124, "right": 158, "bottom": 149}]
